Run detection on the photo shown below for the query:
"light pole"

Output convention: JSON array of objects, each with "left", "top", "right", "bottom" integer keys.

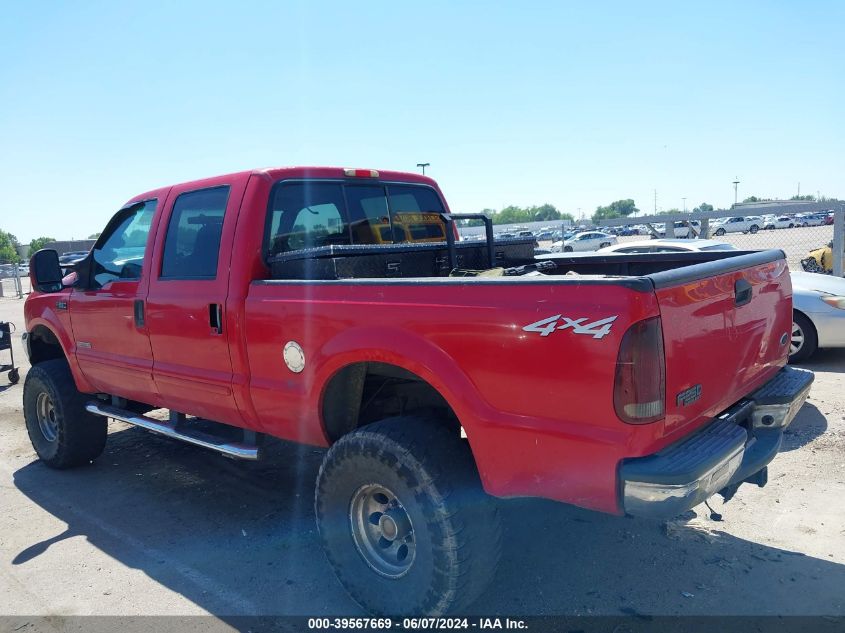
[
  {"left": 416, "top": 162, "right": 430, "bottom": 175},
  {"left": 682, "top": 197, "right": 687, "bottom": 213},
  {"left": 732, "top": 178, "right": 740, "bottom": 206}
]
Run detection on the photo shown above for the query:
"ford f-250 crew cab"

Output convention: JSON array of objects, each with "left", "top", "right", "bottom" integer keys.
[{"left": 22, "top": 166, "right": 813, "bottom": 615}]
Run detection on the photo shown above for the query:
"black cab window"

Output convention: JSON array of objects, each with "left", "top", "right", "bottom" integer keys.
[
  {"left": 266, "top": 181, "right": 447, "bottom": 255},
  {"left": 346, "top": 186, "right": 393, "bottom": 244},
  {"left": 90, "top": 199, "right": 157, "bottom": 288},
  {"left": 161, "top": 187, "right": 230, "bottom": 279},
  {"left": 267, "top": 182, "right": 349, "bottom": 254}
]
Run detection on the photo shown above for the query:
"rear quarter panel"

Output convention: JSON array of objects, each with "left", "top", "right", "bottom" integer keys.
[{"left": 244, "top": 278, "right": 660, "bottom": 514}]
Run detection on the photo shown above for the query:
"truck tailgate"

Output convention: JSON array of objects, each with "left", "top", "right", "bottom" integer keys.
[{"left": 649, "top": 250, "right": 793, "bottom": 438}]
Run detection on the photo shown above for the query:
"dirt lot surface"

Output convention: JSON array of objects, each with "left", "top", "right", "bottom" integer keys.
[{"left": 1, "top": 286, "right": 844, "bottom": 620}]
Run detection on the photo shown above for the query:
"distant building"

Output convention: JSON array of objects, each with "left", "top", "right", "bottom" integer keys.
[{"left": 43, "top": 240, "right": 97, "bottom": 255}]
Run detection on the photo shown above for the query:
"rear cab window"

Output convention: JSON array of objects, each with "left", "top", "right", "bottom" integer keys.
[{"left": 265, "top": 180, "right": 446, "bottom": 257}]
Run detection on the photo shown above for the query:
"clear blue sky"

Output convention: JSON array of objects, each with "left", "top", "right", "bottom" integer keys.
[{"left": 1, "top": 1, "right": 842, "bottom": 242}]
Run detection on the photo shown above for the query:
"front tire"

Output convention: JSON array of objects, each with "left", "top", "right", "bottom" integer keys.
[
  {"left": 23, "top": 359, "right": 107, "bottom": 468},
  {"left": 315, "top": 417, "right": 502, "bottom": 616},
  {"left": 563, "top": 245, "right": 574, "bottom": 252},
  {"left": 749, "top": 224, "right": 759, "bottom": 234},
  {"left": 789, "top": 312, "right": 818, "bottom": 363},
  {"left": 714, "top": 228, "right": 726, "bottom": 236}
]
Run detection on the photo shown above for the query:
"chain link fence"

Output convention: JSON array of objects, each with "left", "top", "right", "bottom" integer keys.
[
  {"left": 0, "top": 261, "right": 29, "bottom": 299},
  {"left": 596, "top": 203, "right": 845, "bottom": 277}
]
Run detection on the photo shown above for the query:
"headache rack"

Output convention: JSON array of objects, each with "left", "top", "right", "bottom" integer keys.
[{"left": 268, "top": 213, "right": 537, "bottom": 280}]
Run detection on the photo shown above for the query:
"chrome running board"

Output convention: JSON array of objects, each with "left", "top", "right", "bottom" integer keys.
[{"left": 86, "top": 402, "right": 259, "bottom": 460}]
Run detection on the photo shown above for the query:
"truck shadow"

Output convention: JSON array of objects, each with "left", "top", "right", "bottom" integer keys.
[
  {"left": 796, "top": 348, "right": 845, "bottom": 374},
  {"left": 780, "top": 403, "right": 827, "bottom": 452},
  {"left": 11, "top": 425, "right": 845, "bottom": 618}
]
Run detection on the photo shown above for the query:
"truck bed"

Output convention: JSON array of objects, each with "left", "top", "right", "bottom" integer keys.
[{"left": 249, "top": 247, "right": 792, "bottom": 512}]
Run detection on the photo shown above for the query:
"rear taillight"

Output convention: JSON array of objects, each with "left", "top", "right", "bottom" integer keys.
[{"left": 614, "top": 317, "right": 665, "bottom": 424}]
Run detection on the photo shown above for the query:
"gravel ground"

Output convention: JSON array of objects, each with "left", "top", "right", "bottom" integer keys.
[{"left": 0, "top": 271, "right": 843, "bottom": 620}]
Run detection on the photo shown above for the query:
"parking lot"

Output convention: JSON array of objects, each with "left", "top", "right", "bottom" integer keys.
[
  {"left": 535, "top": 224, "right": 835, "bottom": 273},
  {"left": 1, "top": 276, "right": 844, "bottom": 620}
]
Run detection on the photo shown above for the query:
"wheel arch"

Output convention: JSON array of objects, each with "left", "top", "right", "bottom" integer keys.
[
  {"left": 792, "top": 308, "right": 818, "bottom": 338},
  {"left": 28, "top": 324, "right": 66, "bottom": 365},
  {"left": 320, "top": 361, "right": 461, "bottom": 444},
  {"left": 313, "top": 328, "right": 500, "bottom": 484},
  {"left": 26, "top": 316, "right": 95, "bottom": 393}
]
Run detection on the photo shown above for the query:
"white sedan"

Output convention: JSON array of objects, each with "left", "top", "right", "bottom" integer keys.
[
  {"left": 596, "top": 238, "right": 736, "bottom": 254},
  {"left": 762, "top": 215, "right": 795, "bottom": 230},
  {"left": 790, "top": 272, "right": 845, "bottom": 362},
  {"left": 550, "top": 231, "right": 617, "bottom": 253}
]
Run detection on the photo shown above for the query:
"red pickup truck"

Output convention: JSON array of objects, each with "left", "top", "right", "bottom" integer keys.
[{"left": 22, "top": 167, "right": 812, "bottom": 615}]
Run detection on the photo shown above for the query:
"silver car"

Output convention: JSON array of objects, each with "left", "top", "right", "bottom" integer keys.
[{"left": 790, "top": 272, "right": 845, "bottom": 362}]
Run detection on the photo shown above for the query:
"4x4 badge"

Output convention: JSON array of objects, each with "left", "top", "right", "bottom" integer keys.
[{"left": 523, "top": 315, "right": 618, "bottom": 339}]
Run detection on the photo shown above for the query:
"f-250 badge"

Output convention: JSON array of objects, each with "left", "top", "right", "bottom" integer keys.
[{"left": 522, "top": 314, "right": 618, "bottom": 339}]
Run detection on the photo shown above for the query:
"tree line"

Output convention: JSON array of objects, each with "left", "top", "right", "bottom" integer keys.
[
  {"left": 462, "top": 204, "right": 574, "bottom": 226},
  {"left": 464, "top": 200, "right": 723, "bottom": 226},
  {"left": 0, "top": 232, "right": 104, "bottom": 262}
]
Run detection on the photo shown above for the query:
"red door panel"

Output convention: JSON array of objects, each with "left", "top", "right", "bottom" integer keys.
[
  {"left": 71, "top": 280, "right": 156, "bottom": 401},
  {"left": 144, "top": 176, "right": 248, "bottom": 426}
]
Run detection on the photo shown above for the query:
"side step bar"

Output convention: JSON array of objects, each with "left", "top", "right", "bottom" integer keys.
[{"left": 86, "top": 402, "right": 260, "bottom": 460}]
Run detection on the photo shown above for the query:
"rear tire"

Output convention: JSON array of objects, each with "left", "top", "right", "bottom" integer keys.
[
  {"left": 789, "top": 312, "right": 818, "bottom": 363},
  {"left": 599, "top": 242, "right": 611, "bottom": 248},
  {"left": 315, "top": 417, "right": 502, "bottom": 616},
  {"left": 23, "top": 359, "right": 107, "bottom": 468},
  {"left": 8, "top": 368, "right": 19, "bottom": 384},
  {"left": 749, "top": 224, "right": 759, "bottom": 234}
]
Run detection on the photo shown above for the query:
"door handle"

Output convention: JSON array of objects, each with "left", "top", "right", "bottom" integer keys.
[
  {"left": 735, "top": 279, "right": 752, "bottom": 307},
  {"left": 209, "top": 303, "right": 223, "bottom": 335},
  {"left": 133, "top": 300, "right": 145, "bottom": 327}
]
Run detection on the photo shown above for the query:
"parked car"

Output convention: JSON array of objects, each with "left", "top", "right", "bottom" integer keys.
[
  {"left": 658, "top": 220, "right": 701, "bottom": 238},
  {"left": 824, "top": 212, "right": 834, "bottom": 225},
  {"left": 597, "top": 239, "right": 736, "bottom": 254},
  {"left": 762, "top": 215, "right": 795, "bottom": 230},
  {"left": 795, "top": 213, "right": 827, "bottom": 227},
  {"left": 618, "top": 225, "right": 640, "bottom": 236},
  {"left": 711, "top": 216, "right": 761, "bottom": 235},
  {"left": 550, "top": 230, "right": 617, "bottom": 252},
  {"left": 790, "top": 272, "right": 845, "bottom": 362},
  {"left": 58, "top": 250, "right": 90, "bottom": 266}
]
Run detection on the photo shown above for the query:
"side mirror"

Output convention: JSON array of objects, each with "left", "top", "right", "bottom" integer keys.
[{"left": 30, "top": 249, "right": 64, "bottom": 293}]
